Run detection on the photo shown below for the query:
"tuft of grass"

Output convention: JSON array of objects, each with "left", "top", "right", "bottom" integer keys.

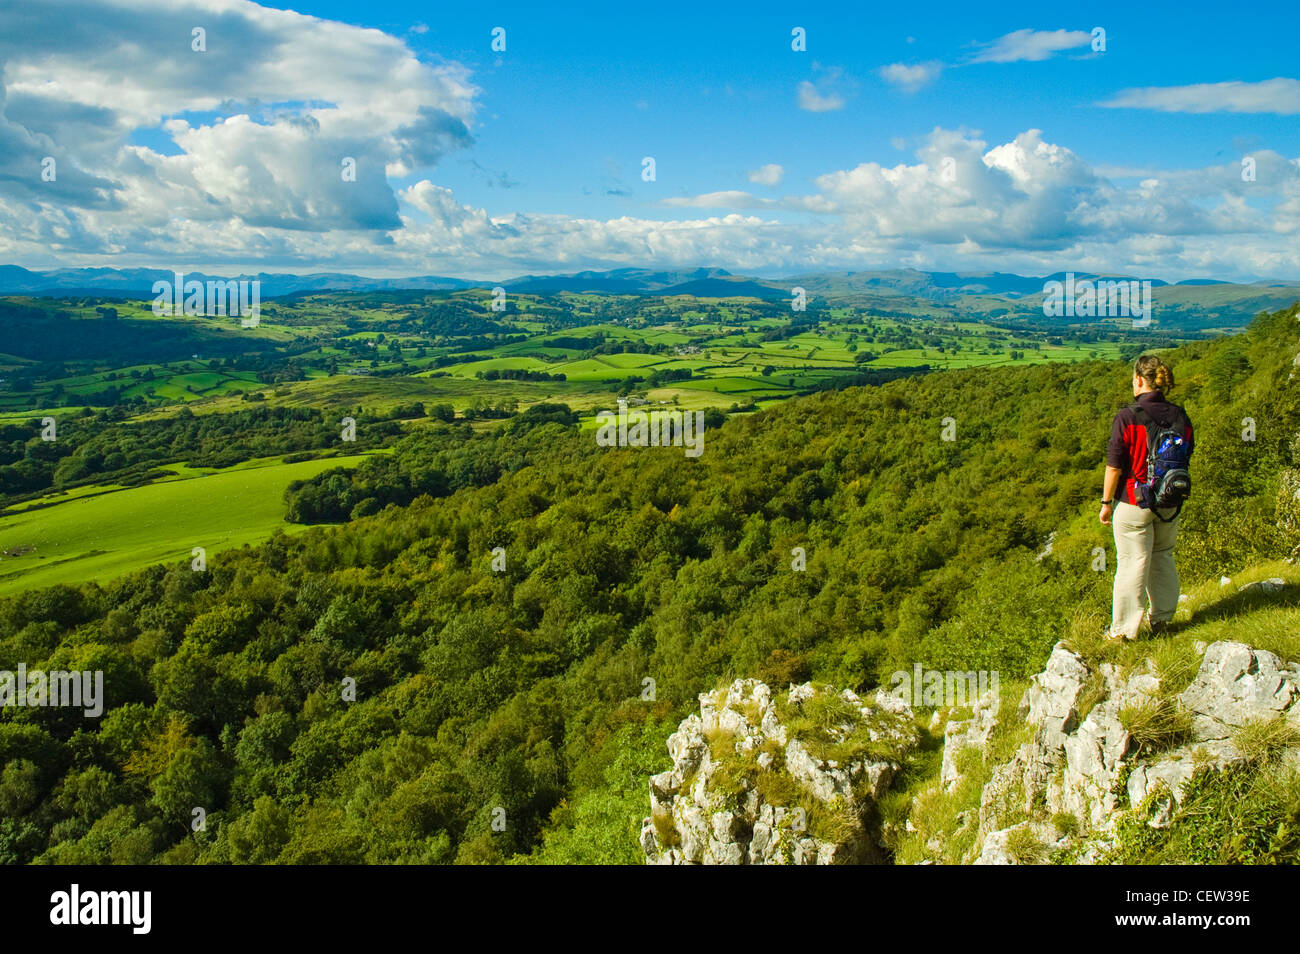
[
  {"left": 1149, "top": 638, "right": 1202, "bottom": 697},
  {"left": 703, "top": 728, "right": 750, "bottom": 805},
  {"left": 952, "top": 744, "right": 983, "bottom": 778},
  {"left": 987, "top": 679, "right": 1033, "bottom": 763},
  {"left": 806, "top": 798, "right": 862, "bottom": 847},
  {"left": 1062, "top": 605, "right": 1111, "bottom": 663},
  {"left": 1051, "top": 812, "right": 1079, "bottom": 838},
  {"left": 702, "top": 724, "right": 736, "bottom": 760},
  {"left": 1232, "top": 717, "right": 1300, "bottom": 764},
  {"left": 776, "top": 686, "right": 910, "bottom": 764},
  {"left": 1119, "top": 698, "right": 1194, "bottom": 755},
  {"left": 651, "top": 807, "right": 680, "bottom": 848},
  {"left": 1004, "top": 826, "right": 1046, "bottom": 865},
  {"left": 1075, "top": 669, "right": 1108, "bottom": 724},
  {"left": 738, "top": 696, "right": 764, "bottom": 727}
]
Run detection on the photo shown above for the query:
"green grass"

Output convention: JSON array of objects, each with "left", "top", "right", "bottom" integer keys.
[
  {"left": 775, "top": 685, "right": 914, "bottom": 765},
  {"left": 1233, "top": 717, "right": 1300, "bottom": 763},
  {"left": 884, "top": 678, "right": 1032, "bottom": 864},
  {"left": 0, "top": 453, "right": 376, "bottom": 594},
  {"left": 1118, "top": 698, "right": 1195, "bottom": 756},
  {"left": 1004, "top": 826, "right": 1048, "bottom": 865},
  {"left": 1110, "top": 759, "right": 1300, "bottom": 864}
]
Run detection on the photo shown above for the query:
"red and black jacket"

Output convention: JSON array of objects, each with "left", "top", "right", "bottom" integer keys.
[{"left": 1106, "top": 390, "right": 1194, "bottom": 507}]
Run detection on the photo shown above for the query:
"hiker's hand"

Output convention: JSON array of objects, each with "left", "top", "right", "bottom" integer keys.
[{"left": 1099, "top": 502, "right": 1113, "bottom": 526}]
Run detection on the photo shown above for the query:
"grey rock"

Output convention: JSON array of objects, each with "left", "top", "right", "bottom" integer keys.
[
  {"left": 955, "top": 639, "right": 1300, "bottom": 865},
  {"left": 974, "top": 821, "right": 1062, "bottom": 865},
  {"left": 1024, "top": 643, "right": 1090, "bottom": 750},
  {"left": 1237, "top": 578, "right": 1286, "bottom": 596},
  {"left": 1126, "top": 740, "right": 1243, "bottom": 828},
  {"left": 642, "top": 678, "right": 917, "bottom": 864},
  {"left": 1052, "top": 664, "right": 1157, "bottom": 830},
  {"left": 1180, "top": 641, "right": 1300, "bottom": 738},
  {"left": 940, "top": 691, "right": 999, "bottom": 792}
]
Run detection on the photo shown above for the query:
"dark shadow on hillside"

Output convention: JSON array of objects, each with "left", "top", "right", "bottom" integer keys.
[{"left": 1182, "top": 580, "right": 1298, "bottom": 628}]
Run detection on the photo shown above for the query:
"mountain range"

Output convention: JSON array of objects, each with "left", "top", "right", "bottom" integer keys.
[
  {"left": 3, "top": 265, "right": 1299, "bottom": 330},
  {"left": 6, "top": 264, "right": 1299, "bottom": 298}
]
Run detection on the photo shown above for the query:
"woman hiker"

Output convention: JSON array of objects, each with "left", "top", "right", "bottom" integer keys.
[{"left": 1099, "top": 355, "right": 1194, "bottom": 640}]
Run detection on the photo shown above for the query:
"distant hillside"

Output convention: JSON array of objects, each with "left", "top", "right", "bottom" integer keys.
[
  {"left": 784, "top": 269, "right": 1068, "bottom": 299},
  {"left": 3, "top": 264, "right": 1296, "bottom": 331},
  {"left": 501, "top": 267, "right": 746, "bottom": 294}
]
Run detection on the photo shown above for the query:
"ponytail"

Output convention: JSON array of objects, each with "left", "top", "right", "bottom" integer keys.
[{"left": 1134, "top": 354, "right": 1174, "bottom": 392}]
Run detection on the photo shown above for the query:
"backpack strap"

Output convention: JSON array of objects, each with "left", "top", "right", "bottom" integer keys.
[
  {"left": 1153, "top": 501, "right": 1182, "bottom": 523},
  {"left": 1133, "top": 402, "right": 1187, "bottom": 432},
  {"left": 1130, "top": 404, "right": 1159, "bottom": 455},
  {"left": 1130, "top": 402, "right": 1186, "bottom": 522}
]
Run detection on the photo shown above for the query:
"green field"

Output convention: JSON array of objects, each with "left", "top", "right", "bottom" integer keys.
[
  {"left": 0, "top": 288, "right": 1150, "bottom": 427},
  {"left": 0, "top": 287, "right": 1189, "bottom": 597},
  {"left": 0, "top": 453, "right": 376, "bottom": 594}
]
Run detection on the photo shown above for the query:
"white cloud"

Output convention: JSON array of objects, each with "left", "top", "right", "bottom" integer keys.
[
  {"left": 972, "top": 28, "right": 1092, "bottom": 63},
  {"left": 1100, "top": 78, "right": 1300, "bottom": 114},
  {"left": 808, "top": 127, "right": 1300, "bottom": 270},
  {"left": 747, "top": 164, "right": 785, "bottom": 186},
  {"left": 878, "top": 62, "right": 943, "bottom": 92},
  {"left": 6, "top": 122, "right": 1300, "bottom": 281},
  {"left": 662, "top": 191, "right": 772, "bottom": 209},
  {"left": 797, "top": 81, "right": 845, "bottom": 112},
  {"left": 0, "top": 0, "right": 477, "bottom": 236}
]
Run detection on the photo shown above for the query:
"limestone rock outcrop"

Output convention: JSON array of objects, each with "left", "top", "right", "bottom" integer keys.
[
  {"left": 641, "top": 679, "right": 918, "bottom": 864},
  {"left": 940, "top": 639, "right": 1300, "bottom": 864}
]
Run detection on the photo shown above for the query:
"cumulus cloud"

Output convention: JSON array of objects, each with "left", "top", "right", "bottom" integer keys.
[
  {"left": 797, "top": 81, "right": 845, "bottom": 112},
  {"left": 747, "top": 164, "right": 785, "bottom": 186},
  {"left": 972, "top": 28, "right": 1092, "bottom": 63},
  {"left": 0, "top": 0, "right": 477, "bottom": 241},
  {"left": 391, "top": 191, "right": 793, "bottom": 275},
  {"left": 1100, "top": 78, "right": 1300, "bottom": 114},
  {"left": 797, "top": 68, "right": 852, "bottom": 113},
  {"left": 878, "top": 62, "right": 943, "bottom": 92},
  {"left": 807, "top": 127, "right": 1300, "bottom": 275}
]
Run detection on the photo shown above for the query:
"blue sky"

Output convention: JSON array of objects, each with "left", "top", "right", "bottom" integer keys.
[
  {"left": 1, "top": 0, "right": 1298, "bottom": 280},
  {"left": 366, "top": 0, "right": 1300, "bottom": 219}
]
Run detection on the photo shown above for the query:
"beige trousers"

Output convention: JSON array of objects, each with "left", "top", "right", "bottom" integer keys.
[{"left": 1111, "top": 500, "right": 1180, "bottom": 638}]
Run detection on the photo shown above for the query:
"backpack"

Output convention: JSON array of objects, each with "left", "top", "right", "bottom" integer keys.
[{"left": 1131, "top": 404, "right": 1192, "bottom": 521}]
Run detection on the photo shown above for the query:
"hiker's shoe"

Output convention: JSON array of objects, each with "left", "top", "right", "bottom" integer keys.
[
  {"left": 1144, "top": 610, "right": 1172, "bottom": 637},
  {"left": 1103, "top": 626, "right": 1135, "bottom": 642}
]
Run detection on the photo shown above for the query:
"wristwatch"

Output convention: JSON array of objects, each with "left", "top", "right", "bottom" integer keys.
[{"left": 1100, "top": 499, "right": 1114, "bottom": 506}]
